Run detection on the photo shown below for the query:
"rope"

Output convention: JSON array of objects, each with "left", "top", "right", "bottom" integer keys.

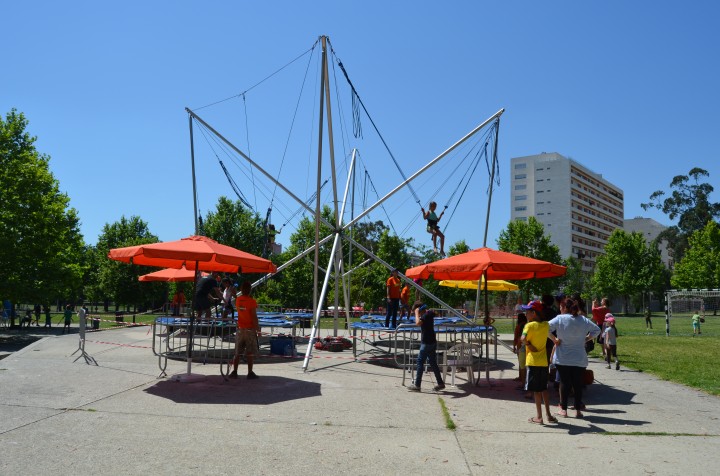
[
  {"left": 242, "top": 94, "right": 257, "bottom": 212},
  {"left": 194, "top": 119, "right": 253, "bottom": 209},
  {"left": 329, "top": 43, "right": 421, "bottom": 205},
  {"left": 191, "top": 41, "right": 319, "bottom": 111},
  {"left": 270, "top": 46, "right": 317, "bottom": 211}
]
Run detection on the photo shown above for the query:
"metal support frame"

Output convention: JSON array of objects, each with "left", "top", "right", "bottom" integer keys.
[{"left": 185, "top": 35, "right": 505, "bottom": 373}]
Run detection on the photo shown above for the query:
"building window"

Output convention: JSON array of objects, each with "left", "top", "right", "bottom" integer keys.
[
  {"left": 514, "top": 184, "right": 527, "bottom": 190},
  {"left": 515, "top": 173, "right": 527, "bottom": 179},
  {"left": 515, "top": 195, "right": 527, "bottom": 201},
  {"left": 514, "top": 163, "right": 527, "bottom": 169},
  {"left": 514, "top": 206, "right": 527, "bottom": 211},
  {"left": 517, "top": 217, "right": 527, "bottom": 221}
]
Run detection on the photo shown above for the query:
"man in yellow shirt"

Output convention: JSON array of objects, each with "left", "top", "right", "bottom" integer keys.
[{"left": 521, "top": 300, "right": 556, "bottom": 425}]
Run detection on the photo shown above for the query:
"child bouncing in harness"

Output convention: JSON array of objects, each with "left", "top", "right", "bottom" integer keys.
[{"left": 421, "top": 201, "right": 446, "bottom": 256}]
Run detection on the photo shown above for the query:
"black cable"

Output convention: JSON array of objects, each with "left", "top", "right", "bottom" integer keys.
[
  {"left": 329, "top": 44, "right": 421, "bottom": 205},
  {"left": 192, "top": 41, "right": 319, "bottom": 111}
]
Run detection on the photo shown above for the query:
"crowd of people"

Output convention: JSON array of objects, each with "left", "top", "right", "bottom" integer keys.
[{"left": 510, "top": 293, "right": 626, "bottom": 424}]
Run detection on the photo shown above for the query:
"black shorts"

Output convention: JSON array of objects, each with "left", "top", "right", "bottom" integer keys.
[{"left": 525, "top": 366, "right": 549, "bottom": 392}]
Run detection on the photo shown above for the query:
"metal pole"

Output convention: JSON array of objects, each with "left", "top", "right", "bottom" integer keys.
[
  {"left": 313, "top": 36, "right": 328, "bottom": 320},
  {"left": 251, "top": 234, "right": 334, "bottom": 288},
  {"left": 343, "top": 108, "right": 505, "bottom": 230},
  {"left": 342, "top": 258, "right": 371, "bottom": 278},
  {"left": 184, "top": 108, "right": 335, "bottom": 230},
  {"left": 343, "top": 236, "right": 471, "bottom": 324},
  {"left": 303, "top": 232, "right": 343, "bottom": 370},
  {"left": 483, "top": 120, "right": 501, "bottom": 247},
  {"left": 188, "top": 115, "right": 199, "bottom": 234}
]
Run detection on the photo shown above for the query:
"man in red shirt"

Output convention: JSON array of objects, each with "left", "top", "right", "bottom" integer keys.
[
  {"left": 230, "top": 282, "right": 260, "bottom": 380},
  {"left": 385, "top": 269, "right": 402, "bottom": 328},
  {"left": 591, "top": 298, "right": 609, "bottom": 357}
]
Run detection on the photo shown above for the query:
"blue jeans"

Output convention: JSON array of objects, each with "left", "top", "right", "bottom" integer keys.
[
  {"left": 415, "top": 342, "right": 444, "bottom": 387},
  {"left": 385, "top": 298, "right": 399, "bottom": 328}
]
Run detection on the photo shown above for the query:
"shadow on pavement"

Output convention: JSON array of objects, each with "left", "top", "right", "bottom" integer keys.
[{"left": 143, "top": 374, "right": 322, "bottom": 405}]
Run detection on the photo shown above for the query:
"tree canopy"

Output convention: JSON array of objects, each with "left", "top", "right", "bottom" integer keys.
[
  {"left": 671, "top": 220, "right": 720, "bottom": 289},
  {"left": 496, "top": 217, "right": 563, "bottom": 299},
  {"left": 0, "top": 109, "right": 85, "bottom": 305},
  {"left": 592, "top": 230, "right": 665, "bottom": 312},
  {"left": 641, "top": 167, "right": 720, "bottom": 262}
]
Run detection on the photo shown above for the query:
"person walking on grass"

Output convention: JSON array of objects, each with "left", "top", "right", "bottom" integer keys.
[
  {"left": 692, "top": 311, "right": 702, "bottom": 336},
  {"left": 407, "top": 302, "right": 445, "bottom": 393},
  {"left": 603, "top": 315, "right": 620, "bottom": 370},
  {"left": 521, "top": 300, "right": 556, "bottom": 425}
]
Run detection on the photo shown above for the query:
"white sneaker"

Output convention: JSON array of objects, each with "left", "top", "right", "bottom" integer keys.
[{"left": 407, "top": 384, "right": 420, "bottom": 392}]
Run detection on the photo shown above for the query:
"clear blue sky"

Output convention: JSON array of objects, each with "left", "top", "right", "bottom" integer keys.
[{"left": 3, "top": 1, "right": 719, "bottom": 253}]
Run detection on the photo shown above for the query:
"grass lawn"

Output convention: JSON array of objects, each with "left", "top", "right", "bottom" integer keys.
[{"left": 587, "top": 313, "right": 720, "bottom": 396}]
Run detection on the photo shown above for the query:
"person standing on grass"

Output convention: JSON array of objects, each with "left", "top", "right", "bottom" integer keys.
[
  {"left": 644, "top": 307, "right": 653, "bottom": 330},
  {"left": 229, "top": 282, "right": 260, "bottom": 380},
  {"left": 692, "top": 311, "right": 702, "bottom": 336},
  {"left": 521, "top": 300, "right": 556, "bottom": 425},
  {"left": 384, "top": 269, "right": 402, "bottom": 328},
  {"left": 407, "top": 301, "right": 445, "bottom": 393}
]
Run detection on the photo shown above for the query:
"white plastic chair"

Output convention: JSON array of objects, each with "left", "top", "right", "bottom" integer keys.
[{"left": 443, "top": 343, "right": 481, "bottom": 386}]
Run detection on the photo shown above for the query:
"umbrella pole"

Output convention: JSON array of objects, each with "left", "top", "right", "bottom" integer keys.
[{"left": 172, "top": 262, "right": 206, "bottom": 383}]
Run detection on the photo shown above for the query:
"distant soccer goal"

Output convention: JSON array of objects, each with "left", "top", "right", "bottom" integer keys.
[{"left": 665, "top": 289, "right": 720, "bottom": 336}]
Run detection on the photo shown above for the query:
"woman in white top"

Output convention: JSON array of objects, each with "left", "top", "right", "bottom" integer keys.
[{"left": 548, "top": 296, "right": 600, "bottom": 418}]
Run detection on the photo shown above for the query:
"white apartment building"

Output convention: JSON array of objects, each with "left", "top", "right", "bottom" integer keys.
[
  {"left": 623, "top": 217, "right": 673, "bottom": 268},
  {"left": 510, "top": 152, "right": 624, "bottom": 269}
]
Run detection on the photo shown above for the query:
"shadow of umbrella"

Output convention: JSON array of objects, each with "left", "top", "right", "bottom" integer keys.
[{"left": 143, "top": 375, "right": 321, "bottom": 405}]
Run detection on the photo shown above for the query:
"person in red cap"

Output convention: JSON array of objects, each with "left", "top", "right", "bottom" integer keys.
[{"left": 521, "top": 300, "right": 557, "bottom": 425}]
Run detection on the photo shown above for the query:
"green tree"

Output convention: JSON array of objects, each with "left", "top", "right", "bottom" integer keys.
[
  {"left": 592, "top": 230, "right": 665, "bottom": 312},
  {"left": 94, "top": 216, "right": 163, "bottom": 311},
  {"left": 496, "top": 217, "right": 563, "bottom": 299},
  {"left": 641, "top": 168, "right": 720, "bottom": 262},
  {"left": 202, "top": 197, "right": 266, "bottom": 258},
  {"left": 671, "top": 220, "right": 720, "bottom": 289},
  {"left": 560, "top": 256, "right": 591, "bottom": 300},
  {"left": 0, "top": 109, "right": 86, "bottom": 310}
]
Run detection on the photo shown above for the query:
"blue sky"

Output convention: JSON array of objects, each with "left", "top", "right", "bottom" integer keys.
[{"left": 3, "top": 1, "right": 719, "bottom": 253}]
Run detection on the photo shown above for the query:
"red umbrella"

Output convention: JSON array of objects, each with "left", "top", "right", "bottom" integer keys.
[
  {"left": 109, "top": 235, "right": 275, "bottom": 383},
  {"left": 405, "top": 247, "right": 566, "bottom": 384},
  {"left": 109, "top": 235, "right": 276, "bottom": 274},
  {"left": 138, "top": 266, "right": 207, "bottom": 282},
  {"left": 405, "top": 247, "right": 566, "bottom": 281}
]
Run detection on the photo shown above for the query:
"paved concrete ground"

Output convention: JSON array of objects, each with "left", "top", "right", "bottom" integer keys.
[{"left": 1, "top": 326, "right": 718, "bottom": 475}]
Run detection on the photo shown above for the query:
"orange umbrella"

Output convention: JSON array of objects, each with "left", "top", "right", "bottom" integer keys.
[
  {"left": 109, "top": 235, "right": 276, "bottom": 274},
  {"left": 406, "top": 247, "right": 565, "bottom": 384},
  {"left": 138, "top": 266, "right": 208, "bottom": 282},
  {"left": 405, "top": 247, "right": 566, "bottom": 281}
]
